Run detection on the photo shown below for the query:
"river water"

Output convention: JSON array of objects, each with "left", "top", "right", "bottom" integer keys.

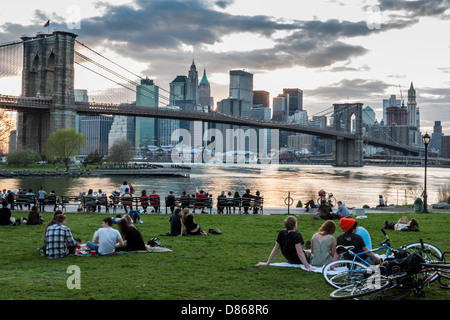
[{"left": 1, "top": 164, "right": 449, "bottom": 209}]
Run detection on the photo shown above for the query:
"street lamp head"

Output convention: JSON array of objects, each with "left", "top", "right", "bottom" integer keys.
[{"left": 423, "top": 132, "right": 430, "bottom": 146}]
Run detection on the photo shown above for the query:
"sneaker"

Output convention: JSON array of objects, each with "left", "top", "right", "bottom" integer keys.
[{"left": 139, "top": 219, "right": 143, "bottom": 224}]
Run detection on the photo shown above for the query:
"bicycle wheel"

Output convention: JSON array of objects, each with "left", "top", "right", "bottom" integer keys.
[
  {"left": 330, "top": 276, "right": 393, "bottom": 300},
  {"left": 322, "top": 260, "right": 369, "bottom": 289},
  {"left": 404, "top": 242, "right": 442, "bottom": 262}
]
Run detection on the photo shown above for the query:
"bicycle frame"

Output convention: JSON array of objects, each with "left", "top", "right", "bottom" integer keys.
[{"left": 342, "top": 229, "right": 397, "bottom": 268}]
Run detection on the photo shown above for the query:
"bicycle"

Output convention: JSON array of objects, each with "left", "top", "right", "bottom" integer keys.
[
  {"left": 330, "top": 249, "right": 450, "bottom": 300},
  {"left": 317, "top": 192, "right": 337, "bottom": 207},
  {"left": 322, "top": 229, "right": 442, "bottom": 289}
]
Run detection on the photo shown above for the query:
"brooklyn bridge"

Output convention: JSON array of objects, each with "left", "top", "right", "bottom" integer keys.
[{"left": 0, "top": 31, "right": 427, "bottom": 167}]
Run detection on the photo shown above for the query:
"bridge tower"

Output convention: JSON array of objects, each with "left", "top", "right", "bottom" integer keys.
[
  {"left": 332, "top": 103, "right": 364, "bottom": 167},
  {"left": 17, "top": 31, "right": 78, "bottom": 153}
]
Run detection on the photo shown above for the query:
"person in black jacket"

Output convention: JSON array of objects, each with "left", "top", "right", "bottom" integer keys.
[{"left": 116, "top": 216, "right": 146, "bottom": 251}]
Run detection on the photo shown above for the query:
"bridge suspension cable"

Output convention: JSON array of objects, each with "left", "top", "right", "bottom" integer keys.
[{"left": 73, "top": 41, "right": 204, "bottom": 109}]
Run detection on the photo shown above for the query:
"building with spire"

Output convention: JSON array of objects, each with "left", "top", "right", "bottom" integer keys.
[
  {"left": 186, "top": 60, "right": 198, "bottom": 103},
  {"left": 198, "top": 68, "right": 214, "bottom": 109},
  {"left": 407, "top": 82, "right": 417, "bottom": 128}
]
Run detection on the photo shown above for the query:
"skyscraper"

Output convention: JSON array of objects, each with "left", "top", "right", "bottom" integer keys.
[
  {"left": 186, "top": 61, "right": 198, "bottom": 103},
  {"left": 135, "top": 78, "right": 159, "bottom": 148},
  {"left": 407, "top": 82, "right": 417, "bottom": 127},
  {"left": 198, "top": 68, "right": 213, "bottom": 109},
  {"left": 253, "top": 90, "right": 270, "bottom": 108},
  {"left": 229, "top": 70, "right": 253, "bottom": 105},
  {"left": 282, "top": 88, "right": 303, "bottom": 116}
]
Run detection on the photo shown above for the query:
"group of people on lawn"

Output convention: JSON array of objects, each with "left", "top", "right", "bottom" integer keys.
[
  {"left": 40, "top": 204, "right": 208, "bottom": 259},
  {"left": 256, "top": 214, "right": 419, "bottom": 270}
]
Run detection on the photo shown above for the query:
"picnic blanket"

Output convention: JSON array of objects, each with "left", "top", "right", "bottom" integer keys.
[
  {"left": 264, "top": 262, "right": 347, "bottom": 275},
  {"left": 74, "top": 244, "right": 172, "bottom": 256}
]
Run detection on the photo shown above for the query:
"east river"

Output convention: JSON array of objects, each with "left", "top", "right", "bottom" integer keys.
[{"left": 1, "top": 164, "right": 449, "bottom": 209}]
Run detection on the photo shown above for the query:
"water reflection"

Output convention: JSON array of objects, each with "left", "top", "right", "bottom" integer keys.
[{"left": 1, "top": 165, "right": 448, "bottom": 208}]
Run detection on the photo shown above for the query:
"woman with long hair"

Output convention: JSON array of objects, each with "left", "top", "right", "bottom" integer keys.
[
  {"left": 181, "top": 208, "right": 207, "bottom": 235},
  {"left": 117, "top": 217, "right": 146, "bottom": 251},
  {"left": 310, "top": 220, "right": 338, "bottom": 266}
]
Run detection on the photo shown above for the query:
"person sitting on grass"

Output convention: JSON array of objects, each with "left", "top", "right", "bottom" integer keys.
[
  {"left": 256, "top": 216, "right": 314, "bottom": 271},
  {"left": 169, "top": 208, "right": 184, "bottom": 236},
  {"left": 24, "top": 205, "right": 43, "bottom": 225},
  {"left": 337, "top": 218, "right": 379, "bottom": 265},
  {"left": 87, "top": 217, "right": 125, "bottom": 255},
  {"left": 116, "top": 218, "right": 146, "bottom": 251},
  {"left": 310, "top": 220, "right": 339, "bottom": 266},
  {"left": 44, "top": 214, "right": 79, "bottom": 259},
  {"left": 0, "top": 200, "right": 20, "bottom": 226},
  {"left": 181, "top": 207, "right": 208, "bottom": 235}
]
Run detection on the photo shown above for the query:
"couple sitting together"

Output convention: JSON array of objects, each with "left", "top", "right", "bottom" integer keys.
[{"left": 256, "top": 216, "right": 378, "bottom": 270}]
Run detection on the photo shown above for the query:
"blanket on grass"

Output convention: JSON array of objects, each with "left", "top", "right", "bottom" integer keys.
[
  {"left": 265, "top": 262, "right": 347, "bottom": 275},
  {"left": 74, "top": 244, "right": 172, "bottom": 256},
  {"left": 38, "top": 245, "right": 171, "bottom": 257}
]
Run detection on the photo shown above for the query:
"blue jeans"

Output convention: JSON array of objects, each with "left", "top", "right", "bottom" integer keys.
[
  {"left": 128, "top": 210, "right": 141, "bottom": 223},
  {"left": 86, "top": 241, "right": 99, "bottom": 251}
]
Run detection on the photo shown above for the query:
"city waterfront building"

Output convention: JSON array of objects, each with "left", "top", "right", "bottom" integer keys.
[
  {"left": 135, "top": 78, "right": 159, "bottom": 148},
  {"left": 229, "top": 70, "right": 253, "bottom": 105},
  {"left": 430, "top": 121, "right": 443, "bottom": 154},
  {"left": 79, "top": 115, "right": 114, "bottom": 155},
  {"left": 253, "top": 90, "right": 270, "bottom": 109},
  {"left": 442, "top": 136, "right": 450, "bottom": 158}
]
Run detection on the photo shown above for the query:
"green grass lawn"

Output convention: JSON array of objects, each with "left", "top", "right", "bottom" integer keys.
[{"left": 0, "top": 211, "right": 449, "bottom": 301}]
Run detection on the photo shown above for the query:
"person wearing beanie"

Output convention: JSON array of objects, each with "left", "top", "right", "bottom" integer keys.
[{"left": 337, "top": 218, "right": 379, "bottom": 264}]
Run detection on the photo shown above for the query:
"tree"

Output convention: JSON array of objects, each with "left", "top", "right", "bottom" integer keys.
[
  {"left": 107, "top": 138, "right": 134, "bottom": 165},
  {"left": 82, "top": 150, "right": 104, "bottom": 168},
  {"left": 7, "top": 149, "right": 41, "bottom": 166},
  {"left": 0, "top": 110, "right": 16, "bottom": 154},
  {"left": 46, "top": 128, "right": 87, "bottom": 170}
]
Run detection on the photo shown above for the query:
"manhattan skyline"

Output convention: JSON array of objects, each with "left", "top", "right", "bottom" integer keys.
[{"left": 0, "top": 0, "right": 449, "bottom": 134}]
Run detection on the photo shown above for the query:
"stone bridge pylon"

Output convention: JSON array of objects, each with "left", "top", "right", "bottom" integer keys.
[
  {"left": 332, "top": 102, "right": 364, "bottom": 167},
  {"left": 18, "top": 31, "right": 78, "bottom": 153}
]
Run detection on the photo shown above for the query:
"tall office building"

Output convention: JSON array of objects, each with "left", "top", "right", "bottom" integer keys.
[
  {"left": 382, "top": 95, "right": 401, "bottom": 123},
  {"left": 158, "top": 106, "right": 180, "bottom": 146},
  {"left": 272, "top": 94, "right": 287, "bottom": 121},
  {"left": 272, "top": 88, "right": 303, "bottom": 121},
  {"left": 253, "top": 90, "right": 270, "bottom": 108},
  {"left": 229, "top": 70, "right": 253, "bottom": 105},
  {"left": 429, "top": 120, "right": 443, "bottom": 152},
  {"left": 198, "top": 68, "right": 214, "bottom": 109},
  {"left": 135, "top": 78, "right": 159, "bottom": 148},
  {"left": 74, "top": 89, "right": 114, "bottom": 155},
  {"left": 283, "top": 88, "right": 303, "bottom": 116},
  {"left": 407, "top": 82, "right": 417, "bottom": 127},
  {"left": 186, "top": 61, "right": 198, "bottom": 102},
  {"left": 79, "top": 116, "right": 114, "bottom": 155},
  {"left": 169, "top": 75, "right": 188, "bottom": 105},
  {"left": 108, "top": 113, "right": 136, "bottom": 149}
]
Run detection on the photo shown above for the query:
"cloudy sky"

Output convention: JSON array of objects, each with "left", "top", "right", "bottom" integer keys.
[{"left": 1, "top": 0, "right": 449, "bottom": 134}]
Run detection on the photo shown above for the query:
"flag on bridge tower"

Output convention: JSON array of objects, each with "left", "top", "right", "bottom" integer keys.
[{"left": 44, "top": 20, "right": 50, "bottom": 28}]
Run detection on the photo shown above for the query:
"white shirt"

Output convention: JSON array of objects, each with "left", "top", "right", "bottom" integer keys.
[
  {"left": 96, "top": 227, "right": 122, "bottom": 255},
  {"left": 119, "top": 184, "right": 129, "bottom": 195}
]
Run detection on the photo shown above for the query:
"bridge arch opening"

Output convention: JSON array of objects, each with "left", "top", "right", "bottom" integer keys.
[
  {"left": 45, "top": 52, "right": 55, "bottom": 96},
  {"left": 30, "top": 54, "right": 39, "bottom": 97}
]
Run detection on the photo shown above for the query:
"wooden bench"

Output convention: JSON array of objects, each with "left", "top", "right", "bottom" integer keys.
[
  {"left": 45, "top": 194, "right": 61, "bottom": 211},
  {"left": 217, "top": 197, "right": 264, "bottom": 214},
  {"left": 217, "top": 197, "right": 241, "bottom": 214},
  {"left": 60, "top": 195, "right": 85, "bottom": 212},
  {"left": 164, "top": 196, "right": 213, "bottom": 214},
  {"left": 14, "top": 194, "right": 36, "bottom": 210}
]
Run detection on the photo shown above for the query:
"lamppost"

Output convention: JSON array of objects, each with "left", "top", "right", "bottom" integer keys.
[{"left": 422, "top": 133, "right": 430, "bottom": 213}]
